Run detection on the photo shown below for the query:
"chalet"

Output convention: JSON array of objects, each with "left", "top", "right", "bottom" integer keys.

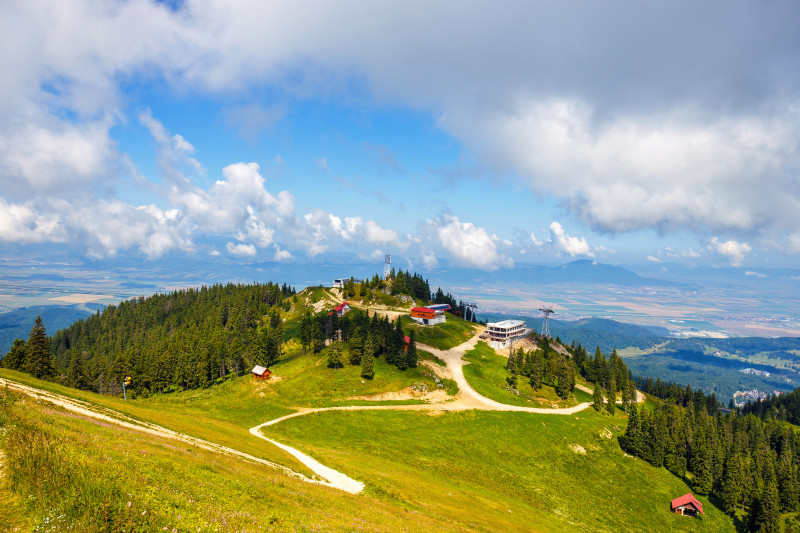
[
  {"left": 486, "top": 320, "right": 527, "bottom": 346},
  {"left": 251, "top": 365, "right": 271, "bottom": 380},
  {"left": 670, "top": 493, "right": 703, "bottom": 517},
  {"left": 333, "top": 278, "right": 348, "bottom": 288},
  {"left": 410, "top": 303, "right": 450, "bottom": 325},
  {"left": 328, "top": 301, "right": 351, "bottom": 317}
]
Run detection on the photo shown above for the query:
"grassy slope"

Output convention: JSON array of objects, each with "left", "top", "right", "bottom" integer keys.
[
  {"left": 0, "top": 391, "right": 466, "bottom": 532},
  {"left": 264, "top": 409, "right": 733, "bottom": 533},
  {"left": 462, "top": 341, "right": 583, "bottom": 408},
  {"left": 400, "top": 314, "right": 477, "bottom": 350}
]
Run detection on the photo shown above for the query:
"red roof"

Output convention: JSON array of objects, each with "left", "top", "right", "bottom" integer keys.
[
  {"left": 411, "top": 306, "right": 432, "bottom": 313},
  {"left": 671, "top": 493, "right": 703, "bottom": 514},
  {"left": 334, "top": 302, "right": 350, "bottom": 312}
]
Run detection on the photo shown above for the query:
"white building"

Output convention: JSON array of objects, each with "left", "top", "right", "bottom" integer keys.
[
  {"left": 486, "top": 320, "right": 527, "bottom": 346},
  {"left": 333, "top": 278, "right": 348, "bottom": 288}
]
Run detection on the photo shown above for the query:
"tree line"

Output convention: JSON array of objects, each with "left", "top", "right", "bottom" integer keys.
[
  {"left": 1, "top": 283, "right": 296, "bottom": 397},
  {"left": 299, "top": 309, "right": 417, "bottom": 379},
  {"left": 573, "top": 343, "right": 637, "bottom": 414},
  {"left": 505, "top": 337, "right": 576, "bottom": 400},
  {"left": 741, "top": 388, "right": 800, "bottom": 425},
  {"left": 620, "top": 387, "right": 800, "bottom": 532}
]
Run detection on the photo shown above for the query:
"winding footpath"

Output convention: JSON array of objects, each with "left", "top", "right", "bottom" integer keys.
[{"left": 2, "top": 330, "right": 643, "bottom": 496}]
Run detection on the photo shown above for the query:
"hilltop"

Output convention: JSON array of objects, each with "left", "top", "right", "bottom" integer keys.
[{"left": 0, "top": 279, "right": 736, "bottom": 531}]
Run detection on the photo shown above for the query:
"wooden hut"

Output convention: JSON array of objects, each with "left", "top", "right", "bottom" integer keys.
[
  {"left": 670, "top": 493, "right": 703, "bottom": 517},
  {"left": 251, "top": 365, "right": 271, "bottom": 380}
]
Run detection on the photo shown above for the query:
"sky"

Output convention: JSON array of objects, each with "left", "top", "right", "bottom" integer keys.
[{"left": 1, "top": 1, "right": 799, "bottom": 274}]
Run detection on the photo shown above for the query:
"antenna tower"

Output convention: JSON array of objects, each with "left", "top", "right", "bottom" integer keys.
[
  {"left": 539, "top": 307, "right": 554, "bottom": 338},
  {"left": 383, "top": 254, "right": 391, "bottom": 280}
]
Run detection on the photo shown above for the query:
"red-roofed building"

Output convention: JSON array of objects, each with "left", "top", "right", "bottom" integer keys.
[
  {"left": 410, "top": 306, "right": 447, "bottom": 325},
  {"left": 330, "top": 301, "right": 350, "bottom": 317},
  {"left": 251, "top": 365, "right": 271, "bottom": 380},
  {"left": 670, "top": 493, "right": 703, "bottom": 517}
]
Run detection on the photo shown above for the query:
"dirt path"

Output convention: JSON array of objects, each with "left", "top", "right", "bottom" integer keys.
[
  {"left": 3, "top": 333, "right": 645, "bottom": 496},
  {"left": 0, "top": 378, "right": 358, "bottom": 494},
  {"left": 251, "top": 333, "right": 647, "bottom": 491}
]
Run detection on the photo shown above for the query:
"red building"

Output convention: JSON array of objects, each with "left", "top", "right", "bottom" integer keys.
[
  {"left": 329, "top": 301, "right": 351, "bottom": 317},
  {"left": 670, "top": 493, "right": 703, "bottom": 517},
  {"left": 251, "top": 365, "right": 271, "bottom": 380}
]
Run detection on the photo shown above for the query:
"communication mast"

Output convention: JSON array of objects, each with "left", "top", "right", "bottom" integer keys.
[
  {"left": 539, "top": 307, "right": 554, "bottom": 338},
  {"left": 383, "top": 254, "right": 391, "bottom": 280}
]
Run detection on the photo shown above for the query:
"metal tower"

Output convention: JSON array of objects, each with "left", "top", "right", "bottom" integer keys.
[
  {"left": 383, "top": 254, "right": 391, "bottom": 280},
  {"left": 539, "top": 307, "right": 554, "bottom": 337},
  {"left": 463, "top": 302, "right": 478, "bottom": 322}
]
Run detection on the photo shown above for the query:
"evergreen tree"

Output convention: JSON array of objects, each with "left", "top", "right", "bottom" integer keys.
[
  {"left": 722, "top": 453, "right": 744, "bottom": 514},
  {"left": 2, "top": 338, "right": 26, "bottom": 370},
  {"left": 360, "top": 350, "right": 374, "bottom": 379},
  {"left": 405, "top": 331, "right": 417, "bottom": 368},
  {"left": 348, "top": 333, "right": 363, "bottom": 365},
  {"left": 327, "top": 341, "right": 343, "bottom": 369},
  {"left": 25, "top": 316, "right": 55, "bottom": 379},
  {"left": 593, "top": 384, "right": 604, "bottom": 412},
  {"left": 67, "top": 351, "right": 90, "bottom": 390},
  {"left": 605, "top": 375, "right": 617, "bottom": 415},
  {"left": 755, "top": 468, "right": 780, "bottom": 533}
]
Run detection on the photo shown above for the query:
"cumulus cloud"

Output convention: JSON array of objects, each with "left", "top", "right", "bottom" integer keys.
[
  {"left": 226, "top": 242, "right": 257, "bottom": 257},
  {"left": 432, "top": 214, "right": 511, "bottom": 270},
  {"left": 710, "top": 237, "right": 751, "bottom": 266},
  {"left": 2, "top": 0, "right": 799, "bottom": 263},
  {"left": 548, "top": 222, "right": 594, "bottom": 258}
]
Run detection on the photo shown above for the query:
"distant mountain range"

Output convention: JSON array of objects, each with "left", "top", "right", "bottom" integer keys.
[{"left": 0, "top": 305, "right": 94, "bottom": 353}]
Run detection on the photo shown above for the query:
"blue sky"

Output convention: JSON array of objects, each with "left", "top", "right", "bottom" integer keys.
[{"left": 1, "top": 1, "right": 799, "bottom": 272}]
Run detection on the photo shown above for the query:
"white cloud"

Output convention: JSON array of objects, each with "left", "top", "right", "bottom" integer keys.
[
  {"left": 364, "top": 220, "right": 398, "bottom": 244},
  {"left": 226, "top": 242, "right": 257, "bottom": 257},
  {"left": 421, "top": 250, "right": 439, "bottom": 269},
  {"left": 710, "top": 237, "right": 751, "bottom": 266},
  {"left": 2, "top": 0, "right": 799, "bottom": 263},
  {"left": 548, "top": 222, "right": 594, "bottom": 258},
  {"left": 745, "top": 271, "right": 766, "bottom": 278},
  {"left": 434, "top": 214, "right": 511, "bottom": 270},
  {"left": 0, "top": 198, "right": 65, "bottom": 243},
  {"left": 274, "top": 246, "right": 293, "bottom": 262},
  {"left": 647, "top": 255, "right": 662, "bottom": 263}
]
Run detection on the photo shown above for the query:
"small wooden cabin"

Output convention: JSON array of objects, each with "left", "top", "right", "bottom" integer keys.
[
  {"left": 251, "top": 365, "right": 271, "bottom": 380},
  {"left": 670, "top": 493, "right": 703, "bottom": 517}
]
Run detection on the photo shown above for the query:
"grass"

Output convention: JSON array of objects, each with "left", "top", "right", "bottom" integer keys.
[
  {"left": 461, "top": 342, "right": 583, "bottom": 408},
  {"left": 400, "top": 314, "right": 477, "bottom": 350},
  {"left": 264, "top": 408, "right": 735, "bottom": 532},
  {"left": 0, "top": 388, "right": 467, "bottom": 532},
  {"left": 265, "top": 343, "right": 451, "bottom": 407}
]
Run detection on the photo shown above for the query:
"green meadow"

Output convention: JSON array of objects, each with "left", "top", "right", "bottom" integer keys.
[{"left": 462, "top": 341, "right": 584, "bottom": 408}]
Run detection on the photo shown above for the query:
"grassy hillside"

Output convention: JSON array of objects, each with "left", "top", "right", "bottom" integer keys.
[
  {"left": 462, "top": 342, "right": 587, "bottom": 408},
  {"left": 264, "top": 408, "right": 734, "bottom": 532},
  {"left": 0, "top": 388, "right": 466, "bottom": 532},
  {"left": 400, "top": 314, "right": 477, "bottom": 350}
]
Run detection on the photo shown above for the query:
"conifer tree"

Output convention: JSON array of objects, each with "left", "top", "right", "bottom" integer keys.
[
  {"left": 25, "top": 316, "right": 55, "bottom": 379},
  {"left": 67, "top": 351, "right": 90, "bottom": 390},
  {"left": 605, "top": 375, "right": 616, "bottom": 415},
  {"left": 361, "top": 350, "right": 374, "bottom": 379},
  {"left": 2, "top": 338, "right": 26, "bottom": 370},
  {"left": 593, "top": 384, "right": 604, "bottom": 412},
  {"left": 327, "top": 341, "right": 343, "bottom": 369},
  {"left": 405, "top": 331, "right": 417, "bottom": 368},
  {"left": 722, "top": 453, "right": 744, "bottom": 514},
  {"left": 348, "top": 333, "right": 363, "bottom": 365}
]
